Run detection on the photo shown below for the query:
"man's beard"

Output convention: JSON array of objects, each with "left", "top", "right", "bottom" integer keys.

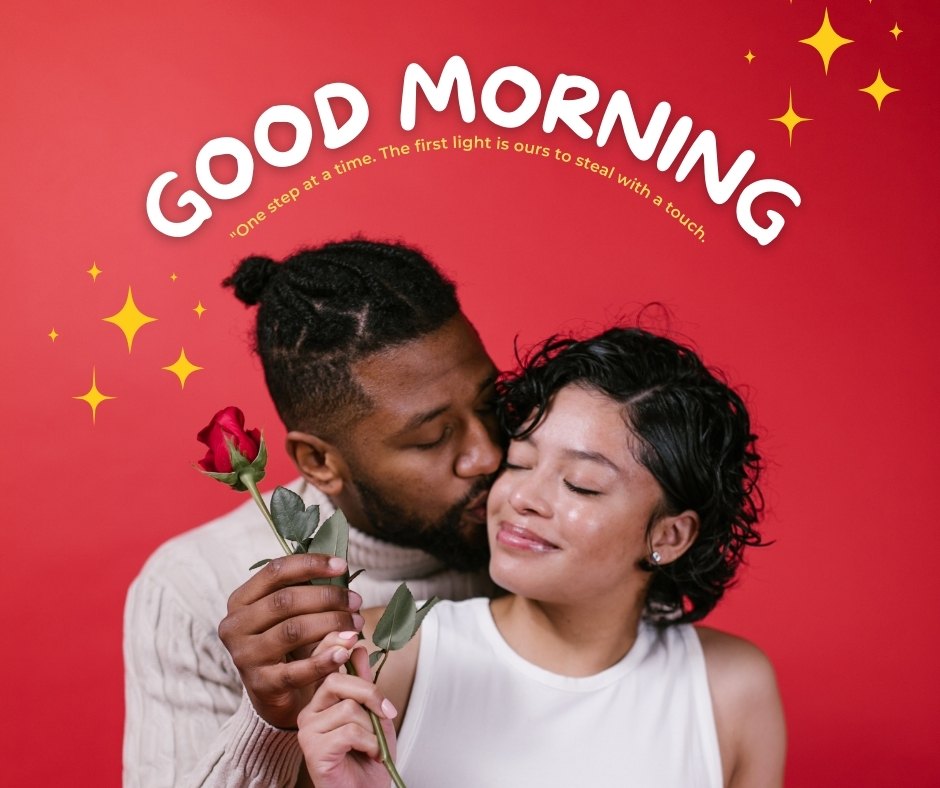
[{"left": 353, "top": 477, "right": 492, "bottom": 572}]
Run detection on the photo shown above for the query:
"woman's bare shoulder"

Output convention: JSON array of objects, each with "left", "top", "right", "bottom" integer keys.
[
  {"left": 695, "top": 626, "right": 786, "bottom": 788},
  {"left": 696, "top": 626, "right": 777, "bottom": 688}
]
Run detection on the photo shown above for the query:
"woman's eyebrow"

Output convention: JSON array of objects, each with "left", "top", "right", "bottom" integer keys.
[
  {"left": 562, "top": 448, "right": 621, "bottom": 472},
  {"left": 518, "top": 434, "right": 620, "bottom": 473}
]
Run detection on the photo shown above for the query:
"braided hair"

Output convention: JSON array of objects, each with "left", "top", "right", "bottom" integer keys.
[
  {"left": 224, "top": 239, "right": 460, "bottom": 436},
  {"left": 498, "top": 327, "right": 765, "bottom": 625}
]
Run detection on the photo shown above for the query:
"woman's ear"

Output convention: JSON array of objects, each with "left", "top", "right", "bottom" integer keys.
[
  {"left": 650, "top": 510, "right": 700, "bottom": 565},
  {"left": 286, "top": 431, "right": 350, "bottom": 498}
]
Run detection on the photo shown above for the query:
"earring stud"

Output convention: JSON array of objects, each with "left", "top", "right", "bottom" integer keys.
[{"left": 650, "top": 551, "right": 662, "bottom": 564}]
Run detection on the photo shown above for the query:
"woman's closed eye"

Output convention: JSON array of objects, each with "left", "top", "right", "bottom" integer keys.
[{"left": 564, "top": 480, "right": 601, "bottom": 496}]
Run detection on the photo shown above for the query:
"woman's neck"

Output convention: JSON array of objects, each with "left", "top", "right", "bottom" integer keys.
[{"left": 489, "top": 592, "right": 646, "bottom": 677}]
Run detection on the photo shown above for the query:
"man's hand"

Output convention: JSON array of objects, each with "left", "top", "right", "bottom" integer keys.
[{"left": 219, "top": 553, "right": 365, "bottom": 730}]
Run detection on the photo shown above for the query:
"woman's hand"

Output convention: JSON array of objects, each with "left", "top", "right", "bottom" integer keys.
[{"left": 298, "top": 640, "right": 399, "bottom": 788}]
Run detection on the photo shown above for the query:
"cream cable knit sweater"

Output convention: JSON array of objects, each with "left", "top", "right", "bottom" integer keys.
[{"left": 123, "top": 479, "right": 494, "bottom": 787}]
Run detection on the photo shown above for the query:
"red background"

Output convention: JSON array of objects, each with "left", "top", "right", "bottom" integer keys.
[{"left": 3, "top": 1, "right": 938, "bottom": 785}]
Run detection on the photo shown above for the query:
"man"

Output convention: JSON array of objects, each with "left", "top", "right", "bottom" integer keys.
[{"left": 123, "top": 239, "right": 503, "bottom": 787}]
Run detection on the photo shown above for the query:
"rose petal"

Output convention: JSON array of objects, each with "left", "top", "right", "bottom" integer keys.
[{"left": 196, "top": 406, "right": 259, "bottom": 473}]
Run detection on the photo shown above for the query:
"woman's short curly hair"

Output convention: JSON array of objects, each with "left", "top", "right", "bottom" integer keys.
[{"left": 497, "top": 326, "right": 765, "bottom": 625}]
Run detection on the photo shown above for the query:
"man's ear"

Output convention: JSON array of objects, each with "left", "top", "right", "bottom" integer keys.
[
  {"left": 286, "top": 431, "right": 350, "bottom": 498},
  {"left": 649, "top": 510, "right": 700, "bottom": 565}
]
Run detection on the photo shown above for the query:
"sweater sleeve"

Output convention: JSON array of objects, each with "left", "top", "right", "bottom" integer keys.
[{"left": 122, "top": 570, "right": 304, "bottom": 788}]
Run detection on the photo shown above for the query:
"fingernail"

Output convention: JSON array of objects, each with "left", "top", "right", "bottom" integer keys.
[
  {"left": 381, "top": 698, "right": 398, "bottom": 719},
  {"left": 352, "top": 613, "right": 365, "bottom": 630},
  {"left": 348, "top": 591, "right": 362, "bottom": 610},
  {"left": 332, "top": 648, "right": 349, "bottom": 664},
  {"left": 338, "top": 631, "right": 358, "bottom": 641},
  {"left": 328, "top": 556, "right": 347, "bottom": 571}
]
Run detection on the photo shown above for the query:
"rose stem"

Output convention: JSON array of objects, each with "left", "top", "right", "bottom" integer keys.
[
  {"left": 346, "top": 659, "right": 407, "bottom": 788},
  {"left": 241, "top": 474, "right": 406, "bottom": 786},
  {"left": 240, "top": 474, "right": 293, "bottom": 557}
]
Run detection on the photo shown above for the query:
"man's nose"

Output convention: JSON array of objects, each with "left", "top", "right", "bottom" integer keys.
[{"left": 455, "top": 416, "right": 503, "bottom": 478}]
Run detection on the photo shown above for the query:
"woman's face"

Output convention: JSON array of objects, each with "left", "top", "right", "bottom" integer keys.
[{"left": 487, "top": 384, "right": 665, "bottom": 604}]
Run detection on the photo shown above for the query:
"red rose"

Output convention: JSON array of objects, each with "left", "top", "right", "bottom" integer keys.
[{"left": 197, "top": 406, "right": 262, "bottom": 473}]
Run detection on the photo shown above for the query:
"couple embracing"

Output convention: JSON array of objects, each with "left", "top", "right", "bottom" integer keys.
[{"left": 124, "top": 239, "right": 784, "bottom": 788}]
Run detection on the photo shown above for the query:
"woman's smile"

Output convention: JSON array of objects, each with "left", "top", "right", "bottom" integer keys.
[{"left": 495, "top": 521, "right": 560, "bottom": 552}]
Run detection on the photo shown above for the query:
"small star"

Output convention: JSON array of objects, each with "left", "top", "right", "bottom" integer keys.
[
  {"left": 745, "top": 50, "right": 756, "bottom": 64},
  {"left": 162, "top": 348, "right": 204, "bottom": 389},
  {"left": 193, "top": 301, "right": 207, "bottom": 318},
  {"left": 73, "top": 367, "right": 116, "bottom": 424},
  {"left": 800, "top": 8, "right": 854, "bottom": 74},
  {"left": 860, "top": 69, "right": 899, "bottom": 110},
  {"left": 890, "top": 24, "right": 902, "bottom": 41},
  {"left": 170, "top": 272, "right": 178, "bottom": 282},
  {"left": 102, "top": 287, "right": 158, "bottom": 353},
  {"left": 48, "top": 328, "right": 59, "bottom": 342},
  {"left": 770, "top": 89, "right": 812, "bottom": 146},
  {"left": 86, "top": 262, "right": 103, "bottom": 282}
]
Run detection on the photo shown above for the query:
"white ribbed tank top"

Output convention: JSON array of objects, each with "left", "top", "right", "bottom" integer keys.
[{"left": 396, "top": 598, "right": 722, "bottom": 788}]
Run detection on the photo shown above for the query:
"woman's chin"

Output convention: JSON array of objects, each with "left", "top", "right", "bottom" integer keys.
[{"left": 488, "top": 553, "right": 556, "bottom": 599}]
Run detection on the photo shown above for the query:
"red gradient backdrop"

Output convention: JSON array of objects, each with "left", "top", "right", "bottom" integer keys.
[{"left": 3, "top": 1, "right": 938, "bottom": 785}]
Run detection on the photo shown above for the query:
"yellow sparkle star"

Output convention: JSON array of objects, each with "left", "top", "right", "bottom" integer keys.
[
  {"left": 770, "top": 89, "right": 812, "bottom": 146},
  {"left": 800, "top": 8, "right": 854, "bottom": 74},
  {"left": 86, "top": 262, "right": 103, "bottom": 282},
  {"left": 73, "top": 367, "right": 116, "bottom": 424},
  {"left": 48, "top": 328, "right": 59, "bottom": 342},
  {"left": 162, "top": 348, "right": 204, "bottom": 389},
  {"left": 102, "top": 287, "right": 158, "bottom": 353},
  {"left": 890, "top": 24, "right": 902, "bottom": 41},
  {"left": 745, "top": 50, "right": 756, "bottom": 64},
  {"left": 193, "top": 301, "right": 207, "bottom": 318},
  {"left": 170, "top": 272, "right": 178, "bottom": 281},
  {"left": 860, "top": 69, "right": 899, "bottom": 110}
]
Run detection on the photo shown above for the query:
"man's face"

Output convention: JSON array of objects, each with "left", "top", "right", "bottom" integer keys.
[{"left": 333, "top": 315, "right": 503, "bottom": 571}]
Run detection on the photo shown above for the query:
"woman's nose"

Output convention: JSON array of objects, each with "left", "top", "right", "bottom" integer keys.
[{"left": 508, "top": 471, "right": 552, "bottom": 517}]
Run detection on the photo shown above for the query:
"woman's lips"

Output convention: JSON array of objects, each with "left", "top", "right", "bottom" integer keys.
[{"left": 495, "top": 522, "right": 559, "bottom": 552}]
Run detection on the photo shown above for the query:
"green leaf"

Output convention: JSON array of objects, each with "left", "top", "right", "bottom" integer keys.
[
  {"left": 369, "top": 649, "right": 386, "bottom": 669},
  {"left": 308, "top": 509, "right": 349, "bottom": 561},
  {"left": 272, "top": 487, "right": 319, "bottom": 544},
  {"left": 372, "top": 584, "right": 417, "bottom": 652},
  {"left": 413, "top": 596, "right": 441, "bottom": 635},
  {"left": 249, "top": 558, "right": 272, "bottom": 570},
  {"left": 271, "top": 487, "right": 304, "bottom": 529},
  {"left": 298, "top": 506, "right": 320, "bottom": 542}
]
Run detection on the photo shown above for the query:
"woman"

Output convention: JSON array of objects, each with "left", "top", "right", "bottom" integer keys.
[{"left": 298, "top": 327, "right": 786, "bottom": 787}]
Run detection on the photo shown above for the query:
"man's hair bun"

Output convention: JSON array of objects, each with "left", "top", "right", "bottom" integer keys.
[{"left": 224, "top": 255, "right": 278, "bottom": 305}]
